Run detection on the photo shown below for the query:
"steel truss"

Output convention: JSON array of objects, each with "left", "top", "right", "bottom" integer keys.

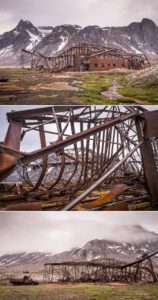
[
  {"left": 22, "top": 43, "right": 150, "bottom": 72},
  {"left": 43, "top": 252, "right": 158, "bottom": 284},
  {"left": 0, "top": 106, "right": 158, "bottom": 210}
]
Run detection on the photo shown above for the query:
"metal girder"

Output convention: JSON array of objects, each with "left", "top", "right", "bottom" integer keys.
[
  {"left": 43, "top": 252, "right": 158, "bottom": 284},
  {"left": 0, "top": 106, "right": 158, "bottom": 210},
  {"left": 22, "top": 43, "right": 150, "bottom": 72}
]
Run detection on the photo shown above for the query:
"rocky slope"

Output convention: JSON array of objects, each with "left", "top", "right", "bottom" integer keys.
[
  {"left": 0, "top": 225, "right": 158, "bottom": 272},
  {"left": 127, "top": 61, "right": 158, "bottom": 86},
  {"left": 0, "top": 18, "right": 158, "bottom": 66}
]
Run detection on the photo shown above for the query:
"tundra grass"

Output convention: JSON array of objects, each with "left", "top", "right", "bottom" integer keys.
[
  {"left": 118, "top": 86, "right": 158, "bottom": 104},
  {"left": 118, "top": 75, "right": 158, "bottom": 104},
  {"left": 0, "top": 283, "right": 158, "bottom": 300},
  {"left": 76, "top": 73, "right": 139, "bottom": 104},
  {"left": 76, "top": 74, "right": 115, "bottom": 104},
  {"left": 1, "top": 68, "right": 158, "bottom": 104}
]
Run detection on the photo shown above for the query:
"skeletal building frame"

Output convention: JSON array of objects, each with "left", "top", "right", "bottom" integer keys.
[
  {"left": 22, "top": 43, "right": 150, "bottom": 72},
  {"left": 0, "top": 106, "right": 158, "bottom": 210},
  {"left": 43, "top": 252, "right": 158, "bottom": 284}
]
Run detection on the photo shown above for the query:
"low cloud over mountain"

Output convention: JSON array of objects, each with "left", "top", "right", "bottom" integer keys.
[{"left": 1, "top": 225, "right": 158, "bottom": 272}]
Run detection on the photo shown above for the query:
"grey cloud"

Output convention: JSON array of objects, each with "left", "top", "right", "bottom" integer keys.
[
  {"left": 0, "top": 212, "right": 158, "bottom": 255},
  {"left": 122, "top": 0, "right": 158, "bottom": 23},
  {"left": 0, "top": 0, "right": 158, "bottom": 33},
  {"left": 0, "top": 105, "right": 50, "bottom": 151},
  {"left": 0, "top": 105, "right": 157, "bottom": 152}
]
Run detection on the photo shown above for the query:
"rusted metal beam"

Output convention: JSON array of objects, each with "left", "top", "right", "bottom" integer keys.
[
  {"left": 0, "top": 106, "right": 157, "bottom": 210},
  {"left": 62, "top": 142, "right": 143, "bottom": 210},
  {"left": 20, "top": 111, "right": 137, "bottom": 164},
  {"left": 136, "top": 112, "right": 158, "bottom": 207},
  {"left": 43, "top": 251, "right": 158, "bottom": 284},
  {"left": 0, "top": 121, "right": 22, "bottom": 181}
]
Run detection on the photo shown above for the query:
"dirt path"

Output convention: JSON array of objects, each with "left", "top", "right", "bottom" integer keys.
[
  {"left": 102, "top": 79, "right": 124, "bottom": 100},
  {"left": 102, "top": 78, "right": 149, "bottom": 104}
]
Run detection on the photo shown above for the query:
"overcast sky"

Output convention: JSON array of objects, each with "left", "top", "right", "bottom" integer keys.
[
  {"left": 0, "top": 105, "right": 50, "bottom": 152},
  {"left": 0, "top": 0, "right": 158, "bottom": 34},
  {"left": 0, "top": 105, "right": 157, "bottom": 152},
  {"left": 0, "top": 212, "right": 158, "bottom": 255}
]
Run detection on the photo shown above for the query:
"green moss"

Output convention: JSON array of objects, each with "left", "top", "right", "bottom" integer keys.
[
  {"left": 76, "top": 73, "right": 141, "bottom": 104},
  {"left": 118, "top": 86, "right": 158, "bottom": 103},
  {"left": 76, "top": 74, "right": 113, "bottom": 104},
  {"left": 1, "top": 68, "right": 158, "bottom": 104}
]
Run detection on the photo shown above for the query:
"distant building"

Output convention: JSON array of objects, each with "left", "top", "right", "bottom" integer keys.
[{"left": 22, "top": 43, "right": 150, "bottom": 72}]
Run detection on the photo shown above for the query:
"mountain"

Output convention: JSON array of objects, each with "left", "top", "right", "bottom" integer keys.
[
  {"left": 0, "top": 18, "right": 158, "bottom": 66},
  {"left": 0, "top": 225, "right": 158, "bottom": 273}
]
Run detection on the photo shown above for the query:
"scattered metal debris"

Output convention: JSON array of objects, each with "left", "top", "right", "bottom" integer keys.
[
  {"left": 0, "top": 106, "right": 158, "bottom": 210},
  {"left": 43, "top": 252, "right": 158, "bottom": 284},
  {"left": 22, "top": 43, "right": 150, "bottom": 72}
]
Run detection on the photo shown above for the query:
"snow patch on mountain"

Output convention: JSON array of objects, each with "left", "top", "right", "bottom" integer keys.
[
  {"left": 58, "top": 36, "right": 68, "bottom": 51},
  {"left": 26, "top": 30, "right": 42, "bottom": 50},
  {"left": 0, "top": 18, "right": 158, "bottom": 66},
  {"left": 0, "top": 45, "right": 14, "bottom": 57}
]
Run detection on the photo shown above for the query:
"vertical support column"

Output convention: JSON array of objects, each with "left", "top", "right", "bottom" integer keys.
[
  {"left": 135, "top": 113, "right": 158, "bottom": 207},
  {"left": 0, "top": 121, "right": 22, "bottom": 180}
]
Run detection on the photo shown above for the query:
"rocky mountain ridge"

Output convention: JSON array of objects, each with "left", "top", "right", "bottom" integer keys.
[
  {"left": 0, "top": 18, "right": 158, "bottom": 66},
  {"left": 0, "top": 225, "right": 158, "bottom": 272}
]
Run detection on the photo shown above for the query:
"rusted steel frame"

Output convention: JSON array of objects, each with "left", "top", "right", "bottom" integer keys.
[
  {"left": 91, "top": 106, "right": 108, "bottom": 121},
  {"left": 59, "top": 109, "right": 73, "bottom": 138},
  {"left": 95, "top": 131, "right": 101, "bottom": 172},
  {"left": 125, "top": 106, "right": 147, "bottom": 113},
  {"left": 115, "top": 120, "right": 137, "bottom": 146},
  {"left": 90, "top": 132, "right": 97, "bottom": 177},
  {"left": 89, "top": 106, "right": 93, "bottom": 121},
  {"left": 21, "top": 109, "right": 126, "bottom": 125},
  {"left": 24, "top": 126, "right": 70, "bottom": 138},
  {"left": 22, "top": 49, "right": 39, "bottom": 57},
  {"left": 152, "top": 138, "right": 158, "bottom": 158},
  {"left": 88, "top": 48, "right": 115, "bottom": 58},
  {"left": 62, "top": 141, "right": 142, "bottom": 210},
  {"left": 61, "top": 120, "right": 80, "bottom": 190},
  {"left": 102, "top": 128, "right": 112, "bottom": 166},
  {"left": 47, "top": 155, "right": 65, "bottom": 191},
  {"left": 147, "top": 258, "right": 157, "bottom": 282},
  {"left": 104, "top": 127, "right": 111, "bottom": 161},
  {"left": 84, "top": 122, "right": 91, "bottom": 182},
  {"left": 100, "top": 142, "right": 129, "bottom": 178},
  {"left": 122, "top": 252, "right": 158, "bottom": 269},
  {"left": 0, "top": 121, "right": 22, "bottom": 181},
  {"left": 32, "top": 124, "right": 48, "bottom": 190},
  {"left": 106, "top": 127, "right": 113, "bottom": 160},
  {"left": 7, "top": 106, "right": 84, "bottom": 122},
  {"left": 0, "top": 145, "right": 23, "bottom": 158},
  {"left": 52, "top": 107, "right": 62, "bottom": 139},
  {"left": 20, "top": 111, "right": 137, "bottom": 165},
  {"left": 100, "top": 129, "right": 106, "bottom": 169},
  {"left": 62, "top": 152, "right": 90, "bottom": 169},
  {"left": 21, "top": 117, "right": 56, "bottom": 139},
  {"left": 110, "top": 126, "right": 115, "bottom": 160},
  {"left": 48, "top": 123, "right": 66, "bottom": 191},
  {"left": 45, "top": 261, "right": 122, "bottom": 269},
  {"left": 44, "top": 261, "right": 155, "bottom": 284},
  {"left": 75, "top": 122, "right": 85, "bottom": 189},
  {"left": 76, "top": 106, "right": 92, "bottom": 119},
  {"left": 136, "top": 116, "right": 158, "bottom": 206},
  {"left": 79, "top": 144, "right": 124, "bottom": 192},
  {"left": 117, "top": 118, "right": 137, "bottom": 172},
  {"left": 24, "top": 113, "right": 102, "bottom": 127}
]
